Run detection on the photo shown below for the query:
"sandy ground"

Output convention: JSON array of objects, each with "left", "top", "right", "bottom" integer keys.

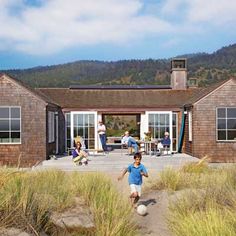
[{"left": 107, "top": 172, "right": 173, "bottom": 236}]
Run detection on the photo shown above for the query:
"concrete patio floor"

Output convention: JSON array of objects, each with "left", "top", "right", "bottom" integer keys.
[{"left": 35, "top": 151, "right": 199, "bottom": 172}]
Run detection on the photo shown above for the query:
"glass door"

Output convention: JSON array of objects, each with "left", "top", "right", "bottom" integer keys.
[
  {"left": 70, "top": 112, "right": 97, "bottom": 149},
  {"left": 147, "top": 111, "right": 173, "bottom": 152}
]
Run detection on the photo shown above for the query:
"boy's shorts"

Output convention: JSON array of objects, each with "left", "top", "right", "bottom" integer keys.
[{"left": 130, "top": 184, "right": 141, "bottom": 197}]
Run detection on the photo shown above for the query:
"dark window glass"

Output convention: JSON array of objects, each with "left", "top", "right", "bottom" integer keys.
[
  {"left": 217, "top": 119, "right": 226, "bottom": 129},
  {"left": 227, "top": 108, "right": 236, "bottom": 118},
  {"left": 218, "top": 131, "right": 226, "bottom": 140},
  {"left": 0, "top": 120, "right": 10, "bottom": 131},
  {"left": 11, "top": 108, "right": 20, "bottom": 118},
  {"left": 11, "top": 120, "right": 20, "bottom": 131},
  {"left": 227, "top": 119, "right": 236, "bottom": 129},
  {"left": 217, "top": 108, "right": 226, "bottom": 118},
  {"left": 0, "top": 108, "right": 9, "bottom": 118},
  {"left": 11, "top": 132, "right": 20, "bottom": 142},
  {"left": 172, "top": 114, "right": 176, "bottom": 126},
  {"left": 73, "top": 128, "right": 78, "bottom": 137},
  {"left": 173, "top": 128, "right": 176, "bottom": 138},
  {"left": 0, "top": 132, "right": 10, "bottom": 142},
  {"left": 227, "top": 131, "right": 236, "bottom": 140},
  {"left": 67, "top": 127, "right": 70, "bottom": 139},
  {"left": 77, "top": 127, "right": 83, "bottom": 137},
  {"left": 67, "top": 140, "right": 71, "bottom": 148}
]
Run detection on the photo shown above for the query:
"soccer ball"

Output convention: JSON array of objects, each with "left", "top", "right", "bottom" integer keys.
[{"left": 137, "top": 204, "right": 147, "bottom": 216}]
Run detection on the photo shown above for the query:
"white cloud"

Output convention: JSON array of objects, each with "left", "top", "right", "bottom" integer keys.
[
  {"left": 0, "top": 0, "right": 236, "bottom": 56},
  {"left": 0, "top": 0, "right": 172, "bottom": 55},
  {"left": 187, "top": 0, "right": 236, "bottom": 25}
]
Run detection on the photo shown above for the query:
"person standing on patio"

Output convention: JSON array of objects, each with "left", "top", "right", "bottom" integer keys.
[{"left": 98, "top": 120, "right": 108, "bottom": 152}]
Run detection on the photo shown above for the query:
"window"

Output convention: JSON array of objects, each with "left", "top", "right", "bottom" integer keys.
[
  {"left": 188, "top": 111, "right": 192, "bottom": 141},
  {"left": 65, "top": 113, "right": 71, "bottom": 149},
  {"left": 73, "top": 113, "right": 95, "bottom": 149},
  {"left": 0, "top": 107, "right": 21, "bottom": 144},
  {"left": 217, "top": 108, "right": 236, "bottom": 141},
  {"left": 48, "top": 111, "right": 55, "bottom": 143},
  {"left": 172, "top": 113, "right": 178, "bottom": 152}
]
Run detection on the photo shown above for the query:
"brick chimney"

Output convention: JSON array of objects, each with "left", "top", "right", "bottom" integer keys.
[{"left": 171, "top": 58, "right": 187, "bottom": 89}]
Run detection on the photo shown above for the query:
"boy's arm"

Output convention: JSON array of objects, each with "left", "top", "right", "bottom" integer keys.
[
  {"left": 141, "top": 171, "right": 148, "bottom": 177},
  {"left": 117, "top": 168, "right": 128, "bottom": 181},
  {"left": 140, "top": 166, "right": 148, "bottom": 177}
]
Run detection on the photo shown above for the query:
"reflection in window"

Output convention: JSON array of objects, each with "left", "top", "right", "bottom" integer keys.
[
  {"left": 0, "top": 107, "right": 21, "bottom": 143},
  {"left": 217, "top": 107, "right": 236, "bottom": 141}
]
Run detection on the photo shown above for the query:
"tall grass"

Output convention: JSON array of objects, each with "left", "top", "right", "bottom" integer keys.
[
  {"left": 148, "top": 162, "right": 236, "bottom": 236},
  {"left": 0, "top": 170, "right": 137, "bottom": 236}
]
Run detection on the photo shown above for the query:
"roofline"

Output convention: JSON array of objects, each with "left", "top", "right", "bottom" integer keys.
[
  {"left": 69, "top": 85, "right": 172, "bottom": 90},
  {"left": 62, "top": 107, "right": 183, "bottom": 112},
  {"left": 192, "top": 78, "right": 233, "bottom": 106},
  {"left": 1, "top": 73, "right": 47, "bottom": 105}
]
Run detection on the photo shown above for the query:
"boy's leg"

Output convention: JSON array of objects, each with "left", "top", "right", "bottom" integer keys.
[{"left": 130, "top": 184, "right": 141, "bottom": 207}]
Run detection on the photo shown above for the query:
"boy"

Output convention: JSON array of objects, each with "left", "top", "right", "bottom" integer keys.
[{"left": 118, "top": 152, "right": 148, "bottom": 207}]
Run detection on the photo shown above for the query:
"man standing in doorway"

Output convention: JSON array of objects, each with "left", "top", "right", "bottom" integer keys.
[{"left": 98, "top": 120, "right": 107, "bottom": 152}]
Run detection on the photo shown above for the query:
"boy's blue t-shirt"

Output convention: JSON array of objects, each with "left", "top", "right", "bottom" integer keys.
[{"left": 127, "top": 163, "right": 147, "bottom": 185}]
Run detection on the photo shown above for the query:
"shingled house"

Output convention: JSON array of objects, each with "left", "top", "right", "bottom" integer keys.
[{"left": 0, "top": 59, "right": 235, "bottom": 166}]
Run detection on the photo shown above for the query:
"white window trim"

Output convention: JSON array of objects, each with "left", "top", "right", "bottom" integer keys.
[
  {"left": 188, "top": 111, "right": 192, "bottom": 142},
  {"left": 146, "top": 111, "right": 173, "bottom": 152},
  {"left": 48, "top": 111, "right": 55, "bottom": 143},
  {"left": 70, "top": 111, "right": 98, "bottom": 149},
  {"left": 216, "top": 107, "right": 236, "bottom": 142},
  {"left": 0, "top": 106, "right": 21, "bottom": 144}
]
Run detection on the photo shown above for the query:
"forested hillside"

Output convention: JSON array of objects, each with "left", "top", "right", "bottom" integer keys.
[{"left": 2, "top": 44, "right": 236, "bottom": 88}]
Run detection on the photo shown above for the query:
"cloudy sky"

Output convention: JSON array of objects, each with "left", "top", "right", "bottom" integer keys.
[{"left": 0, "top": 0, "right": 236, "bottom": 69}]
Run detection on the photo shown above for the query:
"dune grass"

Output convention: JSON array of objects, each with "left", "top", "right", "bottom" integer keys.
[
  {"left": 148, "top": 162, "right": 236, "bottom": 236},
  {"left": 0, "top": 169, "right": 137, "bottom": 236}
]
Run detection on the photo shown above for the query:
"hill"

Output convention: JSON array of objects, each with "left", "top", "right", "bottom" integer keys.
[{"left": 1, "top": 44, "right": 236, "bottom": 88}]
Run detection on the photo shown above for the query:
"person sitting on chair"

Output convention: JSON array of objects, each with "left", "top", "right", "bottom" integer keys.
[
  {"left": 121, "top": 131, "right": 139, "bottom": 154},
  {"left": 161, "top": 132, "right": 171, "bottom": 155},
  {"left": 161, "top": 132, "right": 171, "bottom": 148}
]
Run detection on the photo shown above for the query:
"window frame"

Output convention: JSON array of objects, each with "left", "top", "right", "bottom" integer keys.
[
  {"left": 0, "top": 106, "right": 21, "bottom": 144},
  {"left": 216, "top": 107, "right": 236, "bottom": 142},
  {"left": 48, "top": 111, "right": 55, "bottom": 143},
  {"left": 188, "top": 111, "right": 192, "bottom": 142}
]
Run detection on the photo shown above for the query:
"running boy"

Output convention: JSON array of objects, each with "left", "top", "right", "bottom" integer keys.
[{"left": 118, "top": 152, "right": 148, "bottom": 207}]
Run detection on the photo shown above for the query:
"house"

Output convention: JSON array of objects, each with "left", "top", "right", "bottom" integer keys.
[
  {"left": 0, "top": 59, "right": 235, "bottom": 166},
  {"left": 0, "top": 74, "right": 64, "bottom": 166}
]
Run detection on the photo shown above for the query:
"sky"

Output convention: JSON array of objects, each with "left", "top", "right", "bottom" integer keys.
[{"left": 0, "top": 0, "right": 236, "bottom": 69}]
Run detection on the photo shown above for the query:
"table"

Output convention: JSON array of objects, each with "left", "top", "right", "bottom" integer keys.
[{"left": 143, "top": 141, "right": 157, "bottom": 156}]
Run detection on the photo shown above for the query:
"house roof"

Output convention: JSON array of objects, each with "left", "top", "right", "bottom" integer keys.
[
  {"left": 186, "top": 78, "right": 235, "bottom": 106},
  {"left": 37, "top": 87, "right": 201, "bottom": 109},
  {"left": 38, "top": 79, "right": 235, "bottom": 110},
  {"left": 0, "top": 74, "right": 59, "bottom": 107}
]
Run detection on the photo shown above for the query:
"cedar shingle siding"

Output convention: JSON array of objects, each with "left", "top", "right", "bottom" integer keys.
[
  {"left": 187, "top": 79, "right": 236, "bottom": 162},
  {"left": 0, "top": 75, "right": 47, "bottom": 166}
]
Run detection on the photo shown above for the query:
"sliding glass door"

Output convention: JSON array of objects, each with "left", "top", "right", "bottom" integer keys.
[
  {"left": 67, "top": 112, "right": 97, "bottom": 149},
  {"left": 147, "top": 112, "right": 178, "bottom": 152}
]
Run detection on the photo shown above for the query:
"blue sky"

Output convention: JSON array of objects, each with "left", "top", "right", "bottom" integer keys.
[{"left": 0, "top": 0, "right": 236, "bottom": 69}]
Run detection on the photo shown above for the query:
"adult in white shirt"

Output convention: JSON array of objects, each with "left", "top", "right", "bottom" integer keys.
[
  {"left": 98, "top": 120, "right": 107, "bottom": 152},
  {"left": 121, "top": 131, "right": 139, "bottom": 154}
]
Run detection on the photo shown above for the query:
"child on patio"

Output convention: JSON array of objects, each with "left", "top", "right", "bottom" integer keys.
[{"left": 72, "top": 141, "right": 88, "bottom": 166}]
